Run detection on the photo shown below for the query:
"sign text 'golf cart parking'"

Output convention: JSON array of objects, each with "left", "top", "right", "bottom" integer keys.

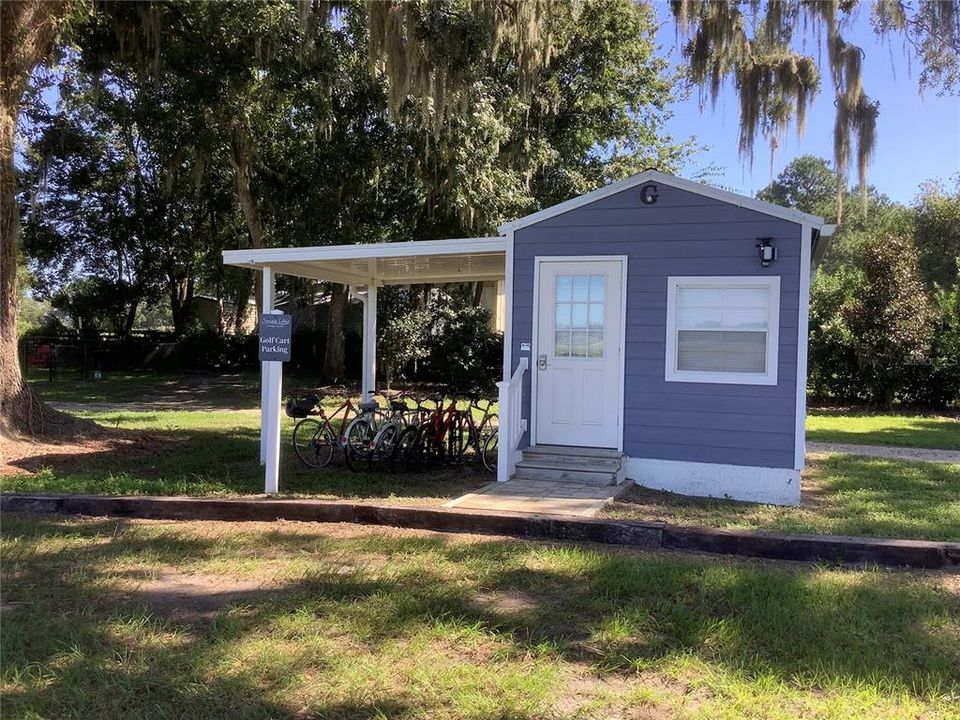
[{"left": 259, "top": 313, "right": 292, "bottom": 362}]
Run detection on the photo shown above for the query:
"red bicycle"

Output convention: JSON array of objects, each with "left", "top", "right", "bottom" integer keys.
[{"left": 286, "top": 393, "right": 360, "bottom": 468}]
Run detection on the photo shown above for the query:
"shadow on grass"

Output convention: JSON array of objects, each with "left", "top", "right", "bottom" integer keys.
[
  {"left": 3, "top": 422, "right": 489, "bottom": 502},
  {"left": 29, "top": 370, "right": 262, "bottom": 409},
  {"left": 2, "top": 514, "right": 957, "bottom": 718}
]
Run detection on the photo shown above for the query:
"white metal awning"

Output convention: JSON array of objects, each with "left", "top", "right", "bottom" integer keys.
[{"left": 222, "top": 236, "right": 507, "bottom": 286}]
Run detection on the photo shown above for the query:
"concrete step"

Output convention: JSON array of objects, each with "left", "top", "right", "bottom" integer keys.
[
  {"left": 517, "top": 453, "right": 622, "bottom": 473},
  {"left": 524, "top": 445, "right": 621, "bottom": 459},
  {"left": 512, "top": 465, "right": 619, "bottom": 486},
  {"left": 514, "top": 445, "right": 624, "bottom": 487}
]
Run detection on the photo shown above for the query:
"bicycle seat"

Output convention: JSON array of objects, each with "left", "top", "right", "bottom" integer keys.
[
  {"left": 390, "top": 400, "right": 407, "bottom": 412},
  {"left": 285, "top": 395, "right": 319, "bottom": 418}
]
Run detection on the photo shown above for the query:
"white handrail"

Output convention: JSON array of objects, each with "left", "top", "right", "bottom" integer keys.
[{"left": 496, "top": 356, "right": 529, "bottom": 482}]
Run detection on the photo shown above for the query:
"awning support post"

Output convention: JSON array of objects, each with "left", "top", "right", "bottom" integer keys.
[
  {"left": 259, "top": 266, "right": 274, "bottom": 464},
  {"left": 361, "top": 284, "right": 377, "bottom": 402},
  {"left": 260, "top": 266, "right": 282, "bottom": 494}
]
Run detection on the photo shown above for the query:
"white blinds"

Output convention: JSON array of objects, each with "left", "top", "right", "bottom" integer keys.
[
  {"left": 676, "top": 285, "right": 770, "bottom": 330},
  {"left": 675, "top": 285, "right": 770, "bottom": 374}
]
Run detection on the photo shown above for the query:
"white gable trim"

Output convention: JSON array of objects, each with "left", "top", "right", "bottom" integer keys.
[{"left": 498, "top": 170, "right": 825, "bottom": 234}]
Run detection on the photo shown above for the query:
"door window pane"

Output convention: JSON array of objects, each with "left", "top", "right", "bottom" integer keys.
[
  {"left": 571, "top": 330, "right": 589, "bottom": 357},
  {"left": 555, "top": 273, "right": 606, "bottom": 359},
  {"left": 588, "top": 303, "right": 604, "bottom": 329},
  {"left": 589, "top": 275, "right": 605, "bottom": 302},
  {"left": 555, "top": 303, "right": 571, "bottom": 330},
  {"left": 588, "top": 331, "right": 604, "bottom": 357},
  {"left": 572, "top": 276, "right": 590, "bottom": 302},
  {"left": 571, "top": 303, "right": 588, "bottom": 328}
]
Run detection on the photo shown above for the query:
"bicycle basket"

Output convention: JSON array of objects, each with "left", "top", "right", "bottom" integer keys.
[
  {"left": 285, "top": 395, "right": 319, "bottom": 418},
  {"left": 358, "top": 400, "right": 380, "bottom": 413}
]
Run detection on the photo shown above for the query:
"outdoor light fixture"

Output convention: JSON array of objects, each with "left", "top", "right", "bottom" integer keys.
[{"left": 756, "top": 238, "right": 777, "bottom": 267}]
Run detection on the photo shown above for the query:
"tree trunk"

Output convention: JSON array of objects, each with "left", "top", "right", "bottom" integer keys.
[
  {"left": 227, "top": 124, "right": 265, "bottom": 321},
  {"left": 1, "top": 0, "right": 94, "bottom": 438},
  {"left": 215, "top": 274, "right": 226, "bottom": 337},
  {"left": 323, "top": 284, "right": 347, "bottom": 382},
  {"left": 233, "top": 276, "right": 253, "bottom": 336},
  {"left": 169, "top": 277, "right": 195, "bottom": 336},
  {"left": 122, "top": 299, "right": 139, "bottom": 337},
  {"left": 472, "top": 281, "right": 484, "bottom": 307}
]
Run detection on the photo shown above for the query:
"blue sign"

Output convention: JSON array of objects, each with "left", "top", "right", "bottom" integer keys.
[{"left": 259, "top": 313, "right": 292, "bottom": 362}]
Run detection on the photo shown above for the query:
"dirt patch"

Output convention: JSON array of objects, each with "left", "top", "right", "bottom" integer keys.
[
  {"left": 115, "top": 568, "right": 276, "bottom": 623},
  {"left": 0, "top": 430, "right": 167, "bottom": 477},
  {"left": 554, "top": 667, "right": 695, "bottom": 719},
  {"left": 473, "top": 589, "right": 541, "bottom": 615}
]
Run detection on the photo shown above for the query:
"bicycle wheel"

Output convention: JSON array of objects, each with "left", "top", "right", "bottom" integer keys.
[
  {"left": 344, "top": 418, "right": 372, "bottom": 472},
  {"left": 481, "top": 427, "right": 499, "bottom": 474},
  {"left": 446, "top": 412, "right": 469, "bottom": 465},
  {"left": 293, "top": 418, "right": 336, "bottom": 469},
  {"left": 390, "top": 425, "right": 420, "bottom": 473},
  {"left": 369, "top": 422, "right": 401, "bottom": 472}
]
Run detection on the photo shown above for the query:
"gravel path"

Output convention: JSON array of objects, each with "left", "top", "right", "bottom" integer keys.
[{"left": 807, "top": 442, "right": 960, "bottom": 464}]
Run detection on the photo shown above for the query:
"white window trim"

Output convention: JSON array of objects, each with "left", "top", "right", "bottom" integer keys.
[{"left": 665, "top": 275, "right": 780, "bottom": 386}]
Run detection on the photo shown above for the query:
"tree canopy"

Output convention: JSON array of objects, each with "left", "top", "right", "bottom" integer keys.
[
  {"left": 14, "top": 0, "right": 687, "bottom": 355},
  {"left": 361, "top": 1, "right": 959, "bottom": 203}
]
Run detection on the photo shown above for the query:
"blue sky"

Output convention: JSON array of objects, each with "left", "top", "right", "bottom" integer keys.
[{"left": 653, "top": 3, "right": 960, "bottom": 203}]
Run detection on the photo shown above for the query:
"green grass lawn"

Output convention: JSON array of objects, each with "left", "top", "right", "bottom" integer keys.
[
  {"left": 28, "top": 373, "right": 960, "bottom": 449},
  {"left": 4, "top": 407, "right": 959, "bottom": 541},
  {"left": 1, "top": 407, "right": 490, "bottom": 503},
  {"left": 26, "top": 368, "right": 261, "bottom": 406},
  {"left": 807, "top": 408, "right": 960, "bottom": 450},
  {"left": 2, "top": 514, "right": 957, "bottom": 720},
  {"left": 604, "top": 454, "right": 960, "bottom": 541}
]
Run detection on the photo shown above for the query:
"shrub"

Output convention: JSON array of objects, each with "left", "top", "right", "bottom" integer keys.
[
  {"left": 421, "top": 287, "right": 503, "bottom": 394},
  {"left": 808, "top": 267, "right": 864, "bottom": 401},
  {"left": 903, "top": 277, "right": 960, "bottom": 408},
  {"left": 165, "top": 328, "right": 258, "bottom": 371},
  {"left": 377, "top": 286, "right": 432, "bottom": 388},
  {"left": 843, "top": 235, "right": 936, "bottom": 406}
]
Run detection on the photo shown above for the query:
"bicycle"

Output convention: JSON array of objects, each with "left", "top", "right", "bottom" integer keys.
[
  {"left": 286, "top": 392, "right": 360, "bottom": 469},
  {"left": 444, "top": 393, "right": 499, "bottom": 472},
  {"left": 461, "top": 395, "right": 499, "bottom": 473},
  {"left": 342, "top": 392, "right": 388, "bottom": 472},
  {"left": 367, "top": 395, "right": 415, "bottom": 472},
  {"left": 389, "top": 397, "right": 434, "bottom": 473}
]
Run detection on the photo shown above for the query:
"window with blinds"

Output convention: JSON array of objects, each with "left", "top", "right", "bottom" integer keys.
[{"left": 665, "top": 277, "right": 780, "bottom": 385}]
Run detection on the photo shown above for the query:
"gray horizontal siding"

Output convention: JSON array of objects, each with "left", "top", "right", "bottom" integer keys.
[
  {"left": 511, "top": 181, "right": 802, "bottom": 469},
  {"left": 532, "top": 205, "right": 800, "bottom": 229},
  {"left": 586, "top": 187, "right": 729, "bottom": 210}
]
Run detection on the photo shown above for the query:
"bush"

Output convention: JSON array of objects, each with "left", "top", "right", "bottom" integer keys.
[
  {"left": 903, "top": 279, "right": 960, "bottom": 407},
  {"left": 808, "top": 240, "right": 959, "bottom": 408},
  {"left": 808, "top": 267, "right": 864, "bottom": 401},
  {"left": 421, "top": 287, "right": 503, "bottom": 394},
  {"left": 377, "top": 286, "right": 432, "bottom": 388},
  {"left": 165, "top": 329, "right": 258, "bottom": 371},
  {"left": 843, "top": 235, "right": 936, "bottom": 406}
]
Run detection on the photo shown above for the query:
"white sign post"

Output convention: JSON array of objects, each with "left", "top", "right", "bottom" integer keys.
[{"left": 259, "top": 311, "right": 291, "bottom": 494}]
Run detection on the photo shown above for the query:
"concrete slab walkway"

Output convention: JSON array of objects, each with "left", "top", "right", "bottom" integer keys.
[
  {"left": 807, "top": 442, "right": 960, "bottom": 464},
  {"left": 444, "top": 478, "right": 633, "bottom": 517}
]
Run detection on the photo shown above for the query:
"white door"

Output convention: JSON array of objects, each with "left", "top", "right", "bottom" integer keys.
[{"left": 534, "top": 259, "right": 625, "bottom": 448}]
